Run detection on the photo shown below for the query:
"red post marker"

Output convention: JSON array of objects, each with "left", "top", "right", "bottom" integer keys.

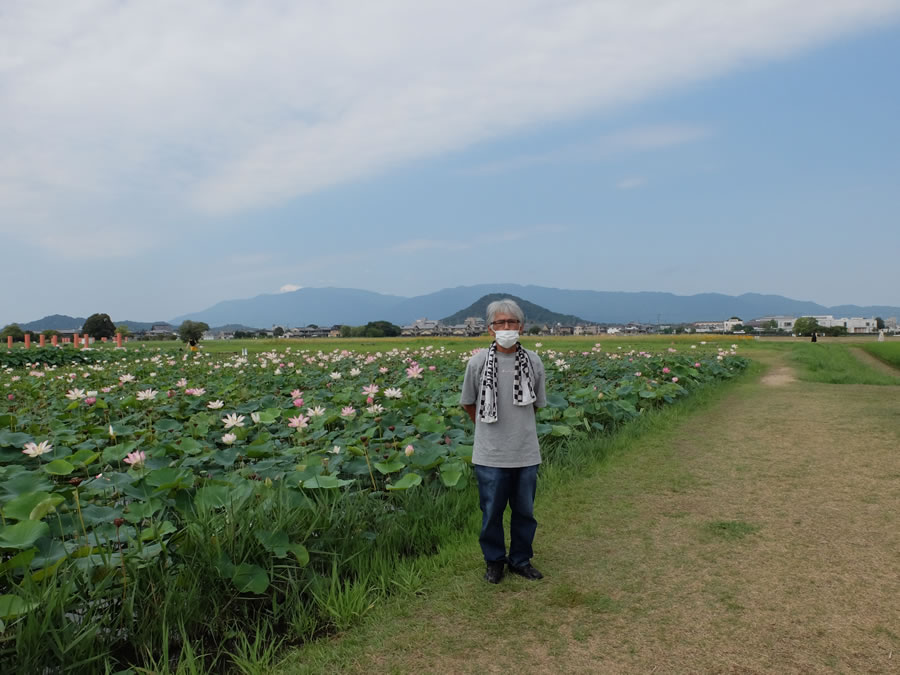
[
  {"left": 101, "top": 337, "right": 107, "bottom": 342},
  {"left": 73, "top": 334, "right": 79, "bottom": 348},
  {"left": 83, "top": 334, "right": 90, "bottom": 348},
  {"left": 24, "top": 334, "right": 31, "bottom": 349},
  {"left": 6, "top": 336, "right": 11, "bottom": 349},
  {"left": 52, "top": 335, "right": 58, "bottom": 347},
  {"left": 116, "top": 334, "right": 122, "bottom": 348},
  {"left": 39, "top": 334, "right": 46, "bottom": 347}
]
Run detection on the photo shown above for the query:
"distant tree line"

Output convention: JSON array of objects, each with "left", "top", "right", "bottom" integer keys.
[{"left": 339, "top": 321, "right": 402, "bottom": 338}]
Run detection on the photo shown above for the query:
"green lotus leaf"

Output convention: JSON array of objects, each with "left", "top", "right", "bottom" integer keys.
[
  {"left": 386, "top": 473, "right": 422, "bottom": 491},
  {"left": 0, "top": 594, "right": 39, "bottom": 620},
  {"left": 0, "top": 520, "right": 50, "bottom": 549},
  {"left": 43, "top": 459, "right": 75, "bottom": 476},
  {"left": 232, "top": 563, "right": 269, "bottom": 594},
  {"left": 373, "top": 460, "right": 405, "bottom": 474},
  {"left": 2, "top": 492, "right": 63, "bottom": 521}
]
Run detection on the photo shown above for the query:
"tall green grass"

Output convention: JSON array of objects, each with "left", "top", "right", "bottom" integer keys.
[
  {"left": 5, "top": 483, "right": 478, "bottom": 672},
  {"left": 860, "top": 342, "right": 900, "bottom": 370},
  {"left": 789, "top": 344, "right": 900, "bottom": 385}
]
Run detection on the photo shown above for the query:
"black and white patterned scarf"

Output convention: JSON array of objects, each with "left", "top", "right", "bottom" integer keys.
[{"left": 477, "top": 342, "right": 536, "bottom": 423}]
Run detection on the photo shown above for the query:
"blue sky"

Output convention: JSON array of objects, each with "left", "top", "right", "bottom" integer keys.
[{"left": 2, "top": 1, "right": 899, "bottom": 324}]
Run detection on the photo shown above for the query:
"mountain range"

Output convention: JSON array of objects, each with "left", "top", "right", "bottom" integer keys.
[{"left": 13, "top": 285, "right": 900, "bottom": 331}]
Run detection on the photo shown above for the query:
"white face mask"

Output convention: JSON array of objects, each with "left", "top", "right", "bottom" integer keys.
[{"left": 494, "top": 330, "right": 519, "bottom": 348}]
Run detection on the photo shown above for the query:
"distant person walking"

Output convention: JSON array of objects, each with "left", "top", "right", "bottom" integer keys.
[
  {"left": 811, "top": 332, "right": 817, "bottom": 342},
  {"left": 460, "top": 299, "right": 547, "bottom": 584}
]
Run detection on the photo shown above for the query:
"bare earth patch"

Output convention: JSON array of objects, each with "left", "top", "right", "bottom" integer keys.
[
  {"left": 760, "top": 365, "right": 796, "bottom": 386},
  {"left": 285, "top": 352, "right": 900, "bottom": 674}
]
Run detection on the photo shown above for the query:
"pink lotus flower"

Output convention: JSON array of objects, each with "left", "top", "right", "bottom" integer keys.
[
  {"left": 288, "top": 414, "right": 309, "bottom": 429},
  {"left": 694, "top": 362, "right": 701, "bottom": 368},
  {"left": 176, "top": 378, "right": 188, "bottom": 388},
  {"left": 362, "top": 384, "right": 379, "bottom": 397},
  {"left": 340, "top": 406, "right": 356, "bottom": 418},
  {"left": 672, "top": 377, "right": 679, "bottom": 383},
  {"left": 379, "top": 367, "right": 389, "bottom": 374},
  {"left": 124, "top": 450, "right": 146, "bottom": 467},
  {"left": 7, "top": 394, "right": 14, "bottom": 401},
  {"left": 366, "top": 396, "right": 374, "bottom": 405},
  {"left": 662, "top": 367, "right": 670, "bottom": 374},
  {"left": 291, "top": 389, "right": 303, "bottom": 398},
  {"left": 84, "top": 397, "right": 97, "bottom": 406},
  {"left": 634, "top": 372, "right": 642, "bottom": 377},
  {"left": 221, "top": 433, "right": 237, "bottom": 445},
  {"left": 428, "top": 365, "right": 436, "bottom": 371},
  {"left": 406, "top": 364, "right": 424, "bottom": 379},
  {"left": 292, "top": 398, "right": 304, "bottom": 407},
  {"left": 405, "top": 444, "right": 414, "bottom": 457}
]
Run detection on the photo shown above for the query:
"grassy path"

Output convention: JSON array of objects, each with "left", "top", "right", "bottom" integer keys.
[
  {"left": 281, "top": 349, "right": 900, "bottom": 674},
  {"left": 850, "top": 346, "right": 900, "bottom": 377}
]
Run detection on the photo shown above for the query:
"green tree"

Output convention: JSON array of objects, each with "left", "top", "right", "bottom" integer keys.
[
  {"left": 340, "top": 325, "right": 352, "bottom": 338},
  {"left": 178, "top": 320, "right": 210, "bottom": 344},
  {"left": 41, "top": 329, "right": 60, "bottom": 338},
  {"left": 273, "top": 326, "right": 285, "bottom": 337},
  {"left": 765, "top": 319, "right": 778, "bottom": 330},
  {"left": 876, "top": 317, "right": 885, "bottom": 330},
  {"left": 365, "top": 320, "right": 401, "bottom": 337},
  {"left": 115, "top": 324, "right": 131, "bottom": 337},
  {"left": 1, "top": 324, "right": 25, "bottom": 342},
  {"left": 82, "top": 313, "right": 116, "bottom": 338},
  {"left": 527, "top": 325, "right": 541, "bottom": 335},
  {"left": 793, "top": 317, "right": 820, "bottom": 336}
]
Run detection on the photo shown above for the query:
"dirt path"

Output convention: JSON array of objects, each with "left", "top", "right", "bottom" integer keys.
[
  {"left": 850, "top": 347, "right": 900, "bottom": 377},
  {"left": 286, "top": 351, "right": 900, "bottom": 674}
]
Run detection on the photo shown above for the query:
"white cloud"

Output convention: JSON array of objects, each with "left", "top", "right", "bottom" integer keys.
[
  {"left": 469, "top": 124, "right": 711, "bottom": 174},
  {"left": 2, "top": 1, "right": 898, "bottom": 255},
  {"left": 279, "top": 284, "right": 303, "bottom": 293}
]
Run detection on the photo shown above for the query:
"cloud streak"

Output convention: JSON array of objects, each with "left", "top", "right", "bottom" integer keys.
[{"left": 2, "top": 1, "right": 899, "bottom": 257}]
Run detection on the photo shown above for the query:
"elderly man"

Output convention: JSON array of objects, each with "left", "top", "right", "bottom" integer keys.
[{"left": 460, "top": 298, "right": 547, "bottom": 584}]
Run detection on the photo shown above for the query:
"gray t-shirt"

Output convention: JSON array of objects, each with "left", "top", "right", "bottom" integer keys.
[{"left": 460, "top": 348, "right": 547, "bottom": 468}]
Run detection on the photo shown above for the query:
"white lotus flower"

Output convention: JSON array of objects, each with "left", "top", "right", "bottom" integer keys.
[
  {"left": 23, "top": 440, "right": 53, "bottom": 457},
  {"left": 222, "top": 413, "right": 245, "bottom": 429},
  {"left": 207, "top": 400, "right": 225, "bottom": 409}
]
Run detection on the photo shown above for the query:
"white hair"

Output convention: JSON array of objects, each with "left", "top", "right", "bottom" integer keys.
[{"left": 486, "top": 299, "right": 525, "bottom": 326}]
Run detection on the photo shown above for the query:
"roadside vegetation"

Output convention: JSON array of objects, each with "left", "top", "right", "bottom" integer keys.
[{"left": 859, "top": 341, "right": 900, "bottom": 370}]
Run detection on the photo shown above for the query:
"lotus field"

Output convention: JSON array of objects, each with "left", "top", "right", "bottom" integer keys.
[{"left": 0, "top": 340, "right": 748, "bottom": 669}]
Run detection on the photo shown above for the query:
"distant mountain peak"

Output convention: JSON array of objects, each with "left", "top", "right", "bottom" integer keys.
[{"left": 441, "top": 293, "right": 587, "bottom": 326}]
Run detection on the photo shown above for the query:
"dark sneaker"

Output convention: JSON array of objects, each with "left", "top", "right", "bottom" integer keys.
[
  {"left": 484, "top": 561, "right": 505, "bottom": 584},
  {"left": 508, "top": 562, "right": 543, "bottom": 580}
]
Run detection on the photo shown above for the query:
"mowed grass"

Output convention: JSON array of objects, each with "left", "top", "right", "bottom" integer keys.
[
  {"left": 860, "top": 340, "right": 900, "bottom": 370},
  {"left": 788, "top": 342, "right": 900, "bottom": 385}
]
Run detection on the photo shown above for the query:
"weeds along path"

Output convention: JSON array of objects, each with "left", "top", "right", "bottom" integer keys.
[
  {"left": 850, "top": 346, "right": 900, "bottom": 378},
  {"left": 283, "top": 350, "right": 900, "bottom": 674}
]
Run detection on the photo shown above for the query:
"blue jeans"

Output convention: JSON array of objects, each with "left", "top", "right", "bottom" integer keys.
[{"left": 474, "top": 464, "right": 538, "bottom": 567}]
